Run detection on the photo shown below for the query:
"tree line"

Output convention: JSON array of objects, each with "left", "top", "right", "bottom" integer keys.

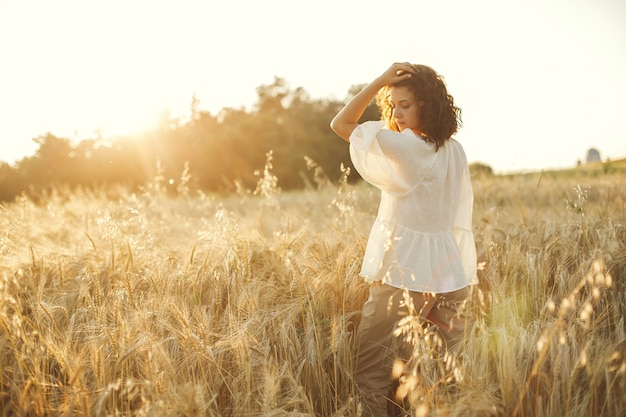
[
  {"left": 0, "top": 78, "right": 493, "bottom": 203},
  {"left": 0, "top": 78, "right": 386, "bottom": 202}
]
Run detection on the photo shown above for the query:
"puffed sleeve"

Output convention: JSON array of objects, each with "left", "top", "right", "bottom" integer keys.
[{"left": 349, "top": 121, "right": 438, "bottom": 196}]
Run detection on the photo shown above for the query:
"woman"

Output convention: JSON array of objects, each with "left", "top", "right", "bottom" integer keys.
[{"left": 330, "top": 62, "right": 477, "bottom": 416}]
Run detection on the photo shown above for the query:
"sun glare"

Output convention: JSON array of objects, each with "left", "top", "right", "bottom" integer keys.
[
  {"left": 89, "top": 104, "right": 164, "bottom": 139},
  {"left": 53, "top": 94, "right": 187, "bottom": 141}
]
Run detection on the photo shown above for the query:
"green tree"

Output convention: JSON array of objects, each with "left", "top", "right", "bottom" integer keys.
[{"left": 3, "top": 79, "right": 383, "bottom": 200}]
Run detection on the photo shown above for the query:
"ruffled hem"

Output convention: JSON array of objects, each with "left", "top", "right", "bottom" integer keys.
[{"left": 360, "top": 218, "right": 477, "bottom": 293}]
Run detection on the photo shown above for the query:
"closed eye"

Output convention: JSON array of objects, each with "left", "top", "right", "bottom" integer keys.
[{"left": 390, "top": 100, "right": 412, "bottom": 109}]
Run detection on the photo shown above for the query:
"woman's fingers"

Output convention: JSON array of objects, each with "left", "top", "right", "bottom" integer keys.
[
  {"left": 376, "top": 62, "right": 415, "bottom": 87},
  {"left": 394, "top": 62, "right": 416, "bottom": 74},
  {"left": 381, "top": 62, "right": 415, "bottom": 83}
]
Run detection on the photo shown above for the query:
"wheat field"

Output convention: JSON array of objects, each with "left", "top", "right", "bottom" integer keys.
[{"left": 0, "top": 165, "right": 625, "bottom": 416}]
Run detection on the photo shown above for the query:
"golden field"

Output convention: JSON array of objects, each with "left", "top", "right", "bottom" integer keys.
[{"left": 0, "top": 165, "right": 625, "bottom": 416}]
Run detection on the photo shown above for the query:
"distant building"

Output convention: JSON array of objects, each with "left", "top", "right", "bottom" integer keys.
[{"left": 586, "top": 148, "right": 601, "bottom": 164}]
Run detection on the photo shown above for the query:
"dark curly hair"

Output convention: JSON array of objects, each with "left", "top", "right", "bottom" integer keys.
[{"left": 376, "top": 65, "right": 461, "bottom": 150}]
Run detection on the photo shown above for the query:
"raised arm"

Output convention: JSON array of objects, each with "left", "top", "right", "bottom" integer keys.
[{"left": 330, "top": 62, "right": 416, "bottom": 142}]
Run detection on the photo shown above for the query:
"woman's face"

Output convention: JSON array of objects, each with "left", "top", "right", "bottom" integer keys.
[{"left": 389, "top": 85, "right": 422, "bottom": 134}]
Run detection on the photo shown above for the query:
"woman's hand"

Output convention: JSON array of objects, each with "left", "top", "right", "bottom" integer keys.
[
  {"left": 375, "top": 62, "right": 416, "bottom": 87},
  {"left": 330, "top": 62, "right": 416, "bottom": 142}
]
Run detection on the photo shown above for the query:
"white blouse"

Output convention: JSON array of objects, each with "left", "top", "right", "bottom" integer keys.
[{"left": 349, "top": 120, "right": 478, "bottom": 293}]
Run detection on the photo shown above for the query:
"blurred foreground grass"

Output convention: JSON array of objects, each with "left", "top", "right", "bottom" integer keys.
[{"left": 0, "top": 167, "right": 625, "bottom": 416}]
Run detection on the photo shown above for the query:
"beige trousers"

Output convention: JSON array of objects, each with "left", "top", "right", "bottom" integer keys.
[{"left": 355, "top": 282, "right": 472, "bottom": 417}]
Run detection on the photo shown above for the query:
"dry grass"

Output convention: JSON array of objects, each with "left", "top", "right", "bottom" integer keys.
[{"left": 0, "top": 165, "right": 624, "bottom": 416}]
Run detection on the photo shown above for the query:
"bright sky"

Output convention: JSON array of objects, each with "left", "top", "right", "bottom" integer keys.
[{"left": 1, "top": 0, "right": 625, "bottom": 173}]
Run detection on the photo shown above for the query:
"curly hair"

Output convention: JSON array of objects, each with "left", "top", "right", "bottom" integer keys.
[{"left": 376, "top": 65, "right": 461, "bottom": 150}]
